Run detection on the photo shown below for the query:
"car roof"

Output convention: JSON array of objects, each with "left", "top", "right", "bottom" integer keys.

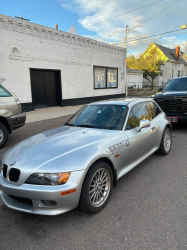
[
  {"left": 89, "top": 98, "right": 153, "bottom": 106},
  {"left": 170, "top": 76, "right": 187, "bottom": 80}
]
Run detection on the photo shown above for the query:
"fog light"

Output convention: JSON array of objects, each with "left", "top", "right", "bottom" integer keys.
[{"left": 40, "top": 200, "right": 57, "bottom": 207}]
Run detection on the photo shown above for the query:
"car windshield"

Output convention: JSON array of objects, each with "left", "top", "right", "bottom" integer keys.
[
  {"left": 163, "top": 78, "right": 187, "bottom": 92},
  {"left": 65, "top": 104, "right": 128, "bottom": 130}
]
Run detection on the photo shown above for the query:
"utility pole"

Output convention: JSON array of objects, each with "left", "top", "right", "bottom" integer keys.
[
  {"left": 124, "top": 25, "right": 128, "bottom": 97},
  {"left": 124, "top": 25, "right": 129, "bottom": 48},
  {"left": 15, "top": 16, "right": 30, "bottom": 21}
]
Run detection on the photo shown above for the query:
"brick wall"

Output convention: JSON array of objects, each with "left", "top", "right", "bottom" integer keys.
[{"left": 0, "top": 14, "right": 126, "bottom": 104}]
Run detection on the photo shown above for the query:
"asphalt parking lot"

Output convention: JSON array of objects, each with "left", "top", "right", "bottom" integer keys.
[{"left": 0, "top": 117, "right": 187, "bottom": 250}]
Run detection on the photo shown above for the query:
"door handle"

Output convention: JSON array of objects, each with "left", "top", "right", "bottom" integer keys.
[{"left": 151, "top": 126, "right": 156, "bottom": 131}]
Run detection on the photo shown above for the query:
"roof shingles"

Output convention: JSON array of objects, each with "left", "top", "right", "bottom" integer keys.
[{"left": 154, "top": 43, "right": 187, "bottom": 64}]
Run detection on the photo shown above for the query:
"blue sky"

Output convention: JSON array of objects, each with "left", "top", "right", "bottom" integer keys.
[{"left": 0, "top": 0, "right": 187, "bottom": 55}]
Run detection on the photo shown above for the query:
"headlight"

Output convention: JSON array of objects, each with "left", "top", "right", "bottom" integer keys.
[
  {"left": 15, "top": 99, "right": 21, "bottom": 107},
  {"left": 25, "top": 172, "right": 71, "bottom": 185}
]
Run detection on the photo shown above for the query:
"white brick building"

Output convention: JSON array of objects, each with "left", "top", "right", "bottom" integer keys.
[{"left": 0, "top": 14, "right": 126, "bottom": 112}]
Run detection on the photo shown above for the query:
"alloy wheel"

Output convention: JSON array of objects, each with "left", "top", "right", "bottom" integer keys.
[
  {"left": 164, "top": 129, "right": 171, "bottom": 152},
  {"left": 89, "top": 168, "right": 111, "bottom": 207}
]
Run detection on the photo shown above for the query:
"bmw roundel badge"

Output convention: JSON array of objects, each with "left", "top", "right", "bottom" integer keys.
[{"left": 10, "top": 161, "right": 16, "bottom": 166}]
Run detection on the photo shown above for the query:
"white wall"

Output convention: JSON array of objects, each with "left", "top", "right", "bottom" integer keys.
[
  {"left": 0, "top": 14, "right": 126, "bottom": 104},
  {"left": 126, "top": 73, "right": 143, "bottom": 88},
  {"left": 160, "top": 62, "right": 187, "bottom": 84},
  {"left": 143, "top": 61, "right": 187, "bottom": 87},
  {"left": 170, "top": 62, "right": 187, "bottom": 78}
]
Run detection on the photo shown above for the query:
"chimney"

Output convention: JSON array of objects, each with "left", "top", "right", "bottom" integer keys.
[
  {"left": 55, "top": 24, "right": 58, "bottom": 30},
  {"left": 175, "top": 46, "right": 180, "bottom": 61}
]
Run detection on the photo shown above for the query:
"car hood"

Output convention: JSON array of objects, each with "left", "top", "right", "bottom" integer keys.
[
  {"left": 155, "top": 91, "right": 187, "bottom": 98},
  {"left": 2, "top": 126, "right": 120, "bottom": 173}
]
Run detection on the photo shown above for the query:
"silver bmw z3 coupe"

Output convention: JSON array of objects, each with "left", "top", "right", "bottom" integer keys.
[{"left": 0, "top": 98, "right": 172, "bottom": 215}]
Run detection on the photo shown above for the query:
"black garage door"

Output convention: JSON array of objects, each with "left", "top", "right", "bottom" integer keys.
[{"left": 30, "top": 69, "right": 61, "bottom": 109}]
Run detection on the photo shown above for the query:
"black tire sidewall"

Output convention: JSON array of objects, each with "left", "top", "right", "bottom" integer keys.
[
  {"left": 79, "top": 161, "right": 113, "bottom": 213},
  {"left": 0, "top": 123, "right": 9, "bottom": 149}
]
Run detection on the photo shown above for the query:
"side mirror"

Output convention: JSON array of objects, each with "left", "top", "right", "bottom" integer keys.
[
  {"left": 136, "top": 120, "right": 151, "bottom": 132},
  {"left": 158, "top": 87, "right": 163, "bottom": 92}
]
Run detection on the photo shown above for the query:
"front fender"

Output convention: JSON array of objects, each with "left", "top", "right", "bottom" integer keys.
[{"left": 23, "top": 143, "right": 112, "bottom": 180}]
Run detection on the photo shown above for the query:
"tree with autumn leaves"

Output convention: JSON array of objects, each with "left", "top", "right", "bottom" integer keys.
[{"left": 127, "top": 47, "right": 163, "bottom": 90}]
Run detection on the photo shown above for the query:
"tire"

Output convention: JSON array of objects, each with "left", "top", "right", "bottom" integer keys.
[
  {"left": 157, "top": 127, "right": 172, "bottom": 155},
  {"left": 0, "top": 123, "right": 9, "bottom": 149},
  {"left": 79, "top": 161, "right": 113, "bottom": 213}
]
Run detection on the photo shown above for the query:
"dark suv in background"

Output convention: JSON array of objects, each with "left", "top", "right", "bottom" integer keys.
[{"left": 153, "top": 76, "right": 187, "bottom": 123}]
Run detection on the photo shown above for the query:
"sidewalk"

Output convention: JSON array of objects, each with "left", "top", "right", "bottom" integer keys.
[{"left": 26, "top": 105, "right": 83, "bottom": 123}]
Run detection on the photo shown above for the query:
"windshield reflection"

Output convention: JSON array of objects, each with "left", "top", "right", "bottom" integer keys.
[{"left": 65, "top": 105, "right": 128, "bottom": 131}]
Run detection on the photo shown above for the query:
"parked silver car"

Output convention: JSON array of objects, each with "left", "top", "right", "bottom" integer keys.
[
  {"left": 0, "top": 79, "right": 26, "bottom": 148},
  {"left": 0, "top": 98, "right": 172, "bottom": 215}
]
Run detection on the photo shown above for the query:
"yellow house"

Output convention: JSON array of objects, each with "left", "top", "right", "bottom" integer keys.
[{"left": 143, "top": 43, "right": 187, "bottom": 87}]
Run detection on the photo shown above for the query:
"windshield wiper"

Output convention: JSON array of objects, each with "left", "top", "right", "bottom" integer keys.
[
  {"left": 76, "top": 124, "right": 98, "bottom": 129},
  {"left": 65, "top": 122, "right": 75, "bottom": 126}
]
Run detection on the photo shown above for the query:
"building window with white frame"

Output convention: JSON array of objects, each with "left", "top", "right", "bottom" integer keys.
[
  {"left": 160, "top": 70, "right": 163, "bottom": 76},
  {"left": 172, "top": 70, "right": 174, "bottom": 78},
  {"left": 181, "top": 70, "right": 183, "bottom": 76},
  {"left": 178, "top": 70, "right": 180, "bottom": 77},
  {"left": 94, "top": 67, "right": 118, "bottom": 89}
]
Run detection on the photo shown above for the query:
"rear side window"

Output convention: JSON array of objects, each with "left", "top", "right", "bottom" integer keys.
[
  {"left": 126, "top": 102, "right": 149, "bottom": 130},
  {"left": 146, "top": 102, "right": 161, "bottom": 120},
  {"left": 0, "top": 86, "right": 12, "bottom": 97}
]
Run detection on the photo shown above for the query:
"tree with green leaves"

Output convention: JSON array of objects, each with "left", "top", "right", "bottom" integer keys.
[{"left": 127, "top": 47, "right": 163, "bottom": 89}]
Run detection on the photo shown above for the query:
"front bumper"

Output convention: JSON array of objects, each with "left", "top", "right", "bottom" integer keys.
[
  {"left": 7, "top": 113, "right": 26, "bottom": 132},
  {"left": 0, "top": 169, "right": 86, "bottom": 215}
]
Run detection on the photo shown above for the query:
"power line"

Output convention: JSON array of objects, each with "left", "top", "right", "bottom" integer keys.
[
  {"left": 130, "top": 0, "right": 178, "bottom": 30},
  {"left": 110, "top": 28, "right": 186, "bottom": 46},
  {"left": 77, "top": 0, "right": 164, "bottom": 31},
  {"left": 1, "top": 15, "right": 186, "bottom": 53},
  {"left": 105, "top": 24, "right": 182, "bottom": 45},
  {"left": 127, "top": 29, "right": 182, "bottom": 42},
  {"left": 168, "top": 30, "right": 184, "bottom": 47},
  {"left": 127, "top": 30, "right": 187, "bottom": 45},
  {"left": 127, "top": 25, "right": 181, "bottom": 40},
  {"left": 113, "top": 30, "right": 187, "bottom": 50}
]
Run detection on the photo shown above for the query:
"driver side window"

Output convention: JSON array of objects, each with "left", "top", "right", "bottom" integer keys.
[{"left": 126, "top": 102, "right": 149, "bottom": 130}]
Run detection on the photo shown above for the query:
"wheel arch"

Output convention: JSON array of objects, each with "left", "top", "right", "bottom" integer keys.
[
  {"left": 166, "top": 123, "right": 172, "bottom": 131},
  {"left": 0, "top": 117, "right": 11, "bottom": 133},
  {"left": 87, "top": 157, "right": 117, "bottom": 187},
  {"left": 158, "top": 123, "right": 172, "bottom": 147}
]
